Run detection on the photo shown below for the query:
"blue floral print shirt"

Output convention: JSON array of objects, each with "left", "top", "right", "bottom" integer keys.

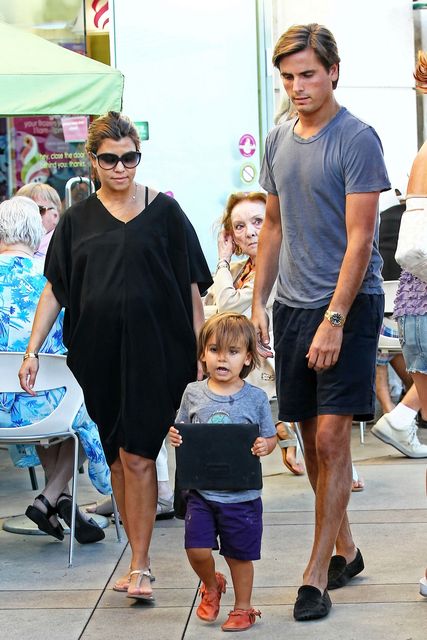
[{"left": 0, "top": 255, "right": 111, "bottom": 494}]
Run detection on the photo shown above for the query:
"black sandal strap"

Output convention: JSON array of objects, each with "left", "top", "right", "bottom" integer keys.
[
  {"left": 35, "top": 494, "right": 56, "bottom": 518},
  {"left": 58, "top": 492, "right": 72, "bottom": 501}
]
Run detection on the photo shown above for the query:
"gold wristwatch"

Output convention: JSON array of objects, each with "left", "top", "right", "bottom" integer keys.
[{"left": 324, "top": 310, "right": 346, "bottom": 327}]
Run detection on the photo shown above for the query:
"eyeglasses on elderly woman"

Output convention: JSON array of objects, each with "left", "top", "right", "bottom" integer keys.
[
  {"left": 90, "top": 151, "right": 141, "bottom": 170},
  {"left": 38, "top": 205, "right": 56, "bottom": 215}
]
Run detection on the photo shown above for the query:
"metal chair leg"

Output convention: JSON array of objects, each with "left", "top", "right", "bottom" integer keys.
[
  {"left": 68, "top": 432, "right": 79, "bottom": 568},
  {"left": 293, "top": 421, "right": 305, "bottom": 455},
  {"left": 359, "top": 421, "right": 366, "bottom": 444},
  {"left": 28, "top": 466, "right": 38, "bottom": 490},
  {"left": 111, "top": 493, "right": 123, "bottom": 542}
]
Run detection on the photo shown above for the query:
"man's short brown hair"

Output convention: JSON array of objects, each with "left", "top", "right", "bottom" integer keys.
[{"left": 273, "top": 23, "right": 341, "bottom": 90}]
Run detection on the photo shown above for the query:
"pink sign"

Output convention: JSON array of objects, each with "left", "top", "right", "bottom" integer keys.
[
  {"left": 11, "top": 116, "right": 89, "bottom": 193},
  {"left": 61, "top": 116, "right": 88, "bottom": 143},
  {"left": 239, "top": 133, "right": 256, "bottom": 157}
]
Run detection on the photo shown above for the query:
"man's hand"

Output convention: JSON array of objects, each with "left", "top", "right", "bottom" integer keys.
[
  {"left": 306, "top": 319, "right": 343, "bottom": 372},
  {"left": 251, "top": 306, "right": 273, "bottom": 359}
]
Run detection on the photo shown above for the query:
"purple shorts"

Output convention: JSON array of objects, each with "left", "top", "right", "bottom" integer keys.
[{"left": 184, "top": 491, "right": 263, "bottom": 561}]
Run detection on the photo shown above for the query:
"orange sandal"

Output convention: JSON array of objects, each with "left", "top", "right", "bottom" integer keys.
[{"left": 221, "top": 608, "right": 261, "bottom": 631}]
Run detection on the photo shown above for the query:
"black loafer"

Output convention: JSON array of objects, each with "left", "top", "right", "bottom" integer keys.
[
  {"left": 57, "top": 493, "right": 105, "bottom": 544},
  {"left": 293, "top": 585, "right": 332, "bottom": 621},
  {"left": 327, "top": 548, "right": 364, "bottom": 589}
]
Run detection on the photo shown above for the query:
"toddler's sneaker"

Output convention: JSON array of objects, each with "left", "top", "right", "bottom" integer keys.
[
  {"left": 420, "top": 576, "right": 427, "bottom": 597},
  {"left": 221, "top": 608, "right": 261, "bottom": 632},
  {"left": 197, "top": 572, "right": 227, "bottom": 622}
]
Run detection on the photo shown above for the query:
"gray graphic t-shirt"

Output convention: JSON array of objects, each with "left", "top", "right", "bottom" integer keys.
[{"left": 176, "top": 379, "right": 275, "bottom": 503}]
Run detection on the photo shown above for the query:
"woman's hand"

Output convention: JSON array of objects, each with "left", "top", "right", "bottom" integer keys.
[
  {"left": 217, "top": 230, "right": 234, "bottom": 262},
  {"left": 169, "top": 426, "right": 182, "bottom": 447},
  {"left": 18, "top": 358, "right": 39, "bottom": 396}
]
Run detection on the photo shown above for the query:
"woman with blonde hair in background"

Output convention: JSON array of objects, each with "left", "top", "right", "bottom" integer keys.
[{"left": 16, "top": 182, "right": 62, "bottom": 259}]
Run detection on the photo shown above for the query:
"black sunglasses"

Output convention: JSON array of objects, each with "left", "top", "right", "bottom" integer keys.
[
  {"left": 38, "top": 205, "right": 56, "bottom": 215},
  {"left": 91, "top": 151, "right": 141, "bottom": 170}
]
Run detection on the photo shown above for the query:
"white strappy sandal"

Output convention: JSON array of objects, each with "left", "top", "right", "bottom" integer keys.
[{"left": 126, "top": 569, "right": 155, "bottom": 601}]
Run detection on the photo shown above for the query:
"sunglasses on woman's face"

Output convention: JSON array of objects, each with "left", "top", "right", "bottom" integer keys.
[{"left": 91, "top": 151, "right": 141, "bottom": 170}]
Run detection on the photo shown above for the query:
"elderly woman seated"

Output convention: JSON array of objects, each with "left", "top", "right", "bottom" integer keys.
[{"left": 0, "top": 196, "right": 109, "bottom": 543}]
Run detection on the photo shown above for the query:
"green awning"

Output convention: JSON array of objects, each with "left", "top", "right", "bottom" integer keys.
[{"left": 0, "top": 21, "right": 124, "bottom": 116}]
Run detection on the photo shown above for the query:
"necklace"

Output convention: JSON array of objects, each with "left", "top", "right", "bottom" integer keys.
[{"left": 97, "top": 182, "right": 138, "bottom": 204}]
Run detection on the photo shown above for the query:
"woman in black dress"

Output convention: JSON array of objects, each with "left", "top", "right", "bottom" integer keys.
[{"left": 19, "top": 112, "right": 212, "bottom": 600}]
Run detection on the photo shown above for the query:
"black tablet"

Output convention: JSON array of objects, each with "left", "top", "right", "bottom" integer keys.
[{"left": 174, "top": 422, "right": 262, "bottom": 491}]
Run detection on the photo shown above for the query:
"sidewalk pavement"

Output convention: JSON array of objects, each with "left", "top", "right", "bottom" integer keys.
[{"left": 0, "top": 423, "right": 426, "bottom": 640}]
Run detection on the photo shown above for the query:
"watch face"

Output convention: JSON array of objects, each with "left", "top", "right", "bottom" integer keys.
[
  {"left": 330, "top": 313, "right": 341, "bottom": 326},
  {"left": 326, "top": 311, "right": 345, "bottom": 326}
]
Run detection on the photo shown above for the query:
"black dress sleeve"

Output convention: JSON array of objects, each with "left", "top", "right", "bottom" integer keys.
[
  {"left": 180, "top": 208, "right": 213, "bottom": 294},
  {"left": 44, "top": 210, "right": 72, "bottom": 309}
]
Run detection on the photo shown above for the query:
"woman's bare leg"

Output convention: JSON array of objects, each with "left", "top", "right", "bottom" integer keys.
[{"left": 112, "top": 449, "right": 157, "bottom": 596}]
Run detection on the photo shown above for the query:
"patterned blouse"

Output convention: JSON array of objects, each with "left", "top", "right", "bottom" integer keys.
[
  {"left": 0, "top": 255, "right": 111, "bottom": 494},
  {"left": 393, "top": 269, "right": 427, "bottom": 318}
]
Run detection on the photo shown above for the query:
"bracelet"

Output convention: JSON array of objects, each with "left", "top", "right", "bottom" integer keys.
[
  {"left": 216, "top": 259, "right": 230, "bottom": 271},
  {"left": 23, "top": 352, "right": 39, "bottom": 361}
]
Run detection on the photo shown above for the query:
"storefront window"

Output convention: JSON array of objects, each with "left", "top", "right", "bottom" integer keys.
[{"left": 0, "top": 0, "right": 111, "bottom": 204}]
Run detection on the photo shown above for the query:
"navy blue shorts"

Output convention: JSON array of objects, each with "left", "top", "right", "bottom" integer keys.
[
  {"left": 273, "top": 294, "right": 384, "bottom": 422},
  {"left": 184, "top": 491, "right": 263, "bottom": 561}
]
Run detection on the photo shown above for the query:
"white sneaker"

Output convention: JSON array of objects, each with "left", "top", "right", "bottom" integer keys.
[{"left": 371, "top": 415, "right": 427, "bottom": 458}]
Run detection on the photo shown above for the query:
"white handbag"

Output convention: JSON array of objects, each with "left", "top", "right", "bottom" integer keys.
[{"left": 395, "top": 197, "right": 427, "bottom": 282}]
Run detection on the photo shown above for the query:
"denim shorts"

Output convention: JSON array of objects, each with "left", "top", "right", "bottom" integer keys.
[
  {"left": 397, "top": 315, "right": 427, "bottom": 374},
  {"left": 184, "top": 491, "right": 263, "bottom": 561},
  {"left": 273, "top": 294, "right": 384, "bottom": 422}
]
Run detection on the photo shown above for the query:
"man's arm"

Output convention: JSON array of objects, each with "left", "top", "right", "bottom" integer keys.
[
  {"left": 252, "top": 193, "right": 282, "bottom": 356},
  {"left": 307, "top": 191, "right": 380, "bottom": 371}
]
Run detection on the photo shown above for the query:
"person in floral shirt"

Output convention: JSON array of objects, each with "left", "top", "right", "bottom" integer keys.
[{"left": 0, "top": 196, "right": 109, "bottom": 543}]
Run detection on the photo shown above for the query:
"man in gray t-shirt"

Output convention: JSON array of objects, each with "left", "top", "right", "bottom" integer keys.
[{"left": 252, "top": 23, "right": 390, "bottom": 622}]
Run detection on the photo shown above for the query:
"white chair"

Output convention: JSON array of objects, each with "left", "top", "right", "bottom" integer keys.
[{"left": 0, "top": 352, "right": 121, "bottom": 566}]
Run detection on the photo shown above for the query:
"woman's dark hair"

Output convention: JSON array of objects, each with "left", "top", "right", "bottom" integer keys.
[{"left": 85, "top": 111, "right": 141, "bottom": 155}]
